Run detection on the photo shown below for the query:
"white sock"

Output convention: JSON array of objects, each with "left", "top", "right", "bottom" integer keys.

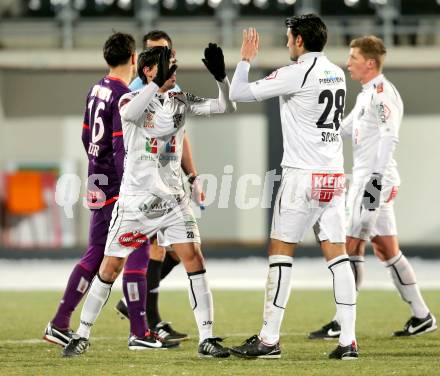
[
  {"left": 259, "top": 255, "right": 293, "bottom": 345},
  {"left": 385, "top": 251, "right": 429, "bottom": 318},
  {"left": 77, "top": 276, "right": 112, "bottom": 339},
  {"left": 332, "top": 255, "right": 364, "bottom": 324},
  {"left": 188, "top": 270, "right": 213, "bottom": 343},
  {"left": 349, "top": 255, "right": 365, "bottom": 291},
  {"left": 328, "top": 255, "right": 356, "bottom": 347}
]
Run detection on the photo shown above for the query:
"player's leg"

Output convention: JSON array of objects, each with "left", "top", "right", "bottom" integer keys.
[
  {"left": 372, "top": 234, "right": 437, "bottom": 336},
  {"left": 314, "top": 187, "right": 358, "bottom": 360},
  {"left": 62, "top": 255, "right": 125, "bottom": 357},
  {"left": 258, "top": 239, "right": 295, "bottom": 354},
  {"left": 115, "top": 236, "right": 187, "bottom": 342},
  {"left": 308, "top": 236, "right": 366, "bottom": 340},
  {"left": 162, "top": 199, "right": 228, "bottom": 358},
  {"left": 346, "top": 236, "right": 367, "bottom": 290},
  {"left": 170, "top": 241, "right": 229, "bottom": 358},
  {"left": 122, "top": 243, "right": 150, "bottom": 341},
  {"left": 161, "top": 251, "right": 181, "bottom": 279},
  {"left": 145, "top": 239, "right": 166, "bottom": 327},
  {"left": 230, "top": 240, "right": 295, "bottom": 359},
  {"left": 320, "top": 241, "right": 357, "bottom": 359},
  {"left": 231, "top": 169, "right": 313, "bottom": 359},
  {"left": 45, "top": 205, "right": 113, "bottom": 346},
  {"left": 148, "top": 244, "right": 187, "bottom": 342},
  {"left": 63, "top": 197, "right": 162, "bottom": 357},
  {"left": 115, "top": 238, "right": 163, "bottom": 322}
]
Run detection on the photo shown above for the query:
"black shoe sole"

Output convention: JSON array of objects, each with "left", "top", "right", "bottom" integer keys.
[
  {"left": 164, "top": 335, "right": 189, "bottom": 343},
  {"left": 230, "top": 349, "right": 281, "bottom": 359}
]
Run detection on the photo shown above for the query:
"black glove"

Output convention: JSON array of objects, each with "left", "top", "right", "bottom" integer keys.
[
  {"left": 153, "top": 47, "right": 178, "bottom": 88},
  {"left": 362, "top": 173, "right": 382, "bottom": 211},
  {"left": 202, "top": 43, "right": 226, "bottom": 82}
]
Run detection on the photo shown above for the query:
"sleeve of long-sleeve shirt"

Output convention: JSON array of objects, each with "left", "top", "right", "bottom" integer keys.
[
  {"left": 372, "top": 89, "right": 402, "bottom": 174},
  {"left": 185, "top": 77, "right": 236, "bottom": 116},
  {"left": 119, "top": 82, "right": 159, "bottom": 124},
  {"left": 112, "top": 100, "right": 125, "bottom": 181},
  {"left": 340, "top": 108, "right": 354, "bottom": 139},
  {"left": 230, "top": 61, "right": 303, "bottom": 102},
  {"left": 119, "top": 84, "right": 178, "bottom": 138}
]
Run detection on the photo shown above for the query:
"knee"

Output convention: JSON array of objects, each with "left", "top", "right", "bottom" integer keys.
[
  {"left": 99, "top": 258, "right": 123, "bottom": 282},
  {"left": 182, "top": 245, "right": 204, "bottom": 270},
  {"left": 345, "top": 237, "right": 364, "bottom": 256},
  {"left": 371, "top": 237, "right": 399, "bottom": 261}
]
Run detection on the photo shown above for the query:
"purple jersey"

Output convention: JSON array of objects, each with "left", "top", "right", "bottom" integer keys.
[{"left": 82, "top": 75, "right": 129, "bottom": 208}]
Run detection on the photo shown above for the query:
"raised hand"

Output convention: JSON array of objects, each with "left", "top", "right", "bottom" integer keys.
[
  {"left": 153, "top": 47, "right": 178, "bottom": 88},
  {"left": 241, "top": 27, "right": 260, "bottom": 63},
  {"left": 202, "top": 43, "right": 226, "bottom": 82}
]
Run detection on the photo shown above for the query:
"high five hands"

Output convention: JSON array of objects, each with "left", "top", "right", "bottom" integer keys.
[
  {"left": 153, "top": 47, "right": 178, "bottom": 88},
  {"left": 241, "top": 27, "right": 260, "bottom": 63}
]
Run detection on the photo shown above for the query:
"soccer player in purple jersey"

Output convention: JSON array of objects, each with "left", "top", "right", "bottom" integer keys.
[{"left": 44, "top": 32, "right": 159, "bottom": 348}]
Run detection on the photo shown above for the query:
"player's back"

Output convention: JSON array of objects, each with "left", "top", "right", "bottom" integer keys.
[
  {"left": 82, "top": 76, "right": 129, "bottom": 205},
  {"left": 280, "top": 53, "right": 346, "bottom": 172}
]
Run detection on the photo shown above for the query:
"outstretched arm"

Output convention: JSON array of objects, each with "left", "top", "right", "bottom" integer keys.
[
  {"left": 230, "top": 28, "right": 260, "bottom": 102},
  {"left": 230, "top": 28, "right": 302, "bottom": 102},
  {"left": 187, "top": 43, "right": 236, "bottom": 115}
]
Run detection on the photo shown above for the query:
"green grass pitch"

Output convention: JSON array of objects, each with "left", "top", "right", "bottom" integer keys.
[{"left": 0, "top": 290, "right": 439, "bottom": 375}]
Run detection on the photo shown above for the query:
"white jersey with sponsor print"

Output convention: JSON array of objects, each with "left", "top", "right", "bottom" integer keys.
[
  {"left": 341, "top": 74, "right": 403, "bottom": 184},
  {"left": 118, "top": 79, "right": 234, "bottom": 202},
  {"left": 248, "top": 52, "right": 347, "bottom": 171}
]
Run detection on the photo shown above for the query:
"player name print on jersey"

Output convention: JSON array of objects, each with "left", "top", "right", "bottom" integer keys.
[
  {"left": 90, "top": 85, "right": 112, "bottom": 102},
  {"left": 311, "top": 173, "right": 345, "bottom": 203}
]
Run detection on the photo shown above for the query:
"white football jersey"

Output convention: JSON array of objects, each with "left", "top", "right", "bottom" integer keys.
[
  {"left": 341, "top": 74, "right": 403, "bottom": 184},
  {"left": 118, "top": 80, "right": 233, "bottom": 199},
  {"left": 249, "top": 52, "right": 346, "bottom": 171}
]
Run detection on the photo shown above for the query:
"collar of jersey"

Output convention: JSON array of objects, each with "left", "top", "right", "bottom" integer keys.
[
  {"left": 297, "top": 52, "right": 323, "bottom": 63},
  {"left": 105, "top": 75, "right": 128, "bottom": 87},
  {"left": 362, "top": 73, "right": 384, "bottom": 91}
]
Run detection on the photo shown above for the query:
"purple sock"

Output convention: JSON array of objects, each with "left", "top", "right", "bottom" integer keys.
[
  {"left": 123, "top": 243, "right": 149, "bottom": 337},
  {"left": 51, "top": 263, "right": 95, "bottom": 329}
]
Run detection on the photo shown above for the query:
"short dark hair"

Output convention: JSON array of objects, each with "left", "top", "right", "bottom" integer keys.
[
  {"left": 103, "top": 32, "right": 136, "bottom": 67},
  {"left": 285, "top": 14, "right": 327, "bottom": 52},
  {"left": 137, "top": 46, "right": 166, "bottom": 84},
  {"left": 142, "top": 30, "right": 173, "bottom": 49}
]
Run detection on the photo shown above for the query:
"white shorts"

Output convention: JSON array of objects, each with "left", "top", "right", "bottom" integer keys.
[
  {"left": 270, "top": 168, "right": 346, "bottom": 244},
  {"left": 346, "top": 180, "right": 398, "bottom": 240},
  {"left": 105, "top": 194, "right": 200, "bottom": 258}
]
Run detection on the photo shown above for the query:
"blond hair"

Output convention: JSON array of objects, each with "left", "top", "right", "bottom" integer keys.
[{"left": 350, "top": 35, "right": 386, "bottom": 70}]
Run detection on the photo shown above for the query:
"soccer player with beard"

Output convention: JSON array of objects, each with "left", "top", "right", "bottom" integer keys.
[{"left": 229, "top": 15, "right": 358, "bottom": 360}]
